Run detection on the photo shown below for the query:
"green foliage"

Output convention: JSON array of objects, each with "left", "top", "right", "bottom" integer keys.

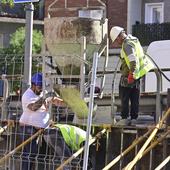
[
  {"left": 9, "top": 27, "right": 43, "bottom": 54},
  {"left": 0, "top": 27, "right": 43, "bottom": 78},
  {"left": 1, "top": 0, "right": 14, "bottom": 7}
]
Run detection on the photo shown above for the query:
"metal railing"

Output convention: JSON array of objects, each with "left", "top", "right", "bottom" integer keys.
[{"left": 132, "top": 23, "right": 170, "bottom": 46}]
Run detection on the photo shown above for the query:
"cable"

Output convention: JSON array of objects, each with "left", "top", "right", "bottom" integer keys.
[{"left": 145, "top": 53, "right": 170, "bottom": 82}]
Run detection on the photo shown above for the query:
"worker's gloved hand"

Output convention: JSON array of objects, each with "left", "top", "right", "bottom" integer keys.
[
  {"left": 39, "top": 90, "right": 48, "bottom": 98},
  {"left": 127, "top": 72, "right": 135, "bottom": 84},
  {"left": 45, "top": 92, "right": 60, "bottom": 103},
  {"left": 40, "top": 91, "right": 57, "bottom": 98},
  {"left": 44, "top": 91, "right": 57, "bottom": 98}
]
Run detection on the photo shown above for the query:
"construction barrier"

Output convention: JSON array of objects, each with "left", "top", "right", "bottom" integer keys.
[{"left": 123, "top": 108, "right": 170, "bottom": 170}]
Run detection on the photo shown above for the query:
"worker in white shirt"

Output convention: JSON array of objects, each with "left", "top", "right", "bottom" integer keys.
[{"left": 19, "top": 72, "right": 64, "bottom": 170}]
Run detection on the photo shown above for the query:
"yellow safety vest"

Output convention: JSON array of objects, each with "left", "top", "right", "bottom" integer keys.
[
  {"left": 54, "top": 124, "right": 87, "bottom": 151},
  {"left": 121, "top": 38, "right": 155, "bottom": 79}
]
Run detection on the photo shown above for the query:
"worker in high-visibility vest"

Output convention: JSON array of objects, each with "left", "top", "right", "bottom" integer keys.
[
  {"left": 43, "top": 124, "right": 94, "bottom": 170},
  {"left": 110, "top": 26, "right": 155, "bottom": 126}
]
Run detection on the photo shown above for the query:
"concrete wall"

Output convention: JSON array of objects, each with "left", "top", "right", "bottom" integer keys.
[{"left": 164, "top": 0, "right": 170, "bottom": 22}]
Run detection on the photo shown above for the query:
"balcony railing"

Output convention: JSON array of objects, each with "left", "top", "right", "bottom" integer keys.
[
  {"left": 0, "top": 3, "right": 44, "bottom": 20},
  {"left": 132, "top": 23, "right": 170, "bottom": 46}
]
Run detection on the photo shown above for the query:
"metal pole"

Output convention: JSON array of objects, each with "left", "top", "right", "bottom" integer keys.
[
  {"left": 83, "top": 52, "right": 98, "bottom": 170},
  {"left": 149, "top": 148, "right": 153, "bottom": 170},
  {"left": 162, "top": 88, "right": 170, "bottom": 170},
  {"left": 111, "top": 58, "right": 120, "bottom": 122},
  {"left": 155, "top": 155, "right": 170, "bottom": 170},
  {"left": 155, "top": 69, "right": 162, "bottom": 123},
  {"left": 99, "top": 35, "right": 109, "bottom": 99},
  {"left": 22, "top": 3, "right": 34, "bottom": 94},
  {"left": 119, "top": 130, "right": 124, "bottom": 170},
  {"left": 134, "top": 132, "right": 138, "bottom": 170},
  {"left": 80, "top": 36, "right": 86, "bottom": 99},
  {"left": 105, "top": 130, "right": 110, "bottom": 166},
  {"left": 166, "top": 88, "right": 170, "bottom": 125}
]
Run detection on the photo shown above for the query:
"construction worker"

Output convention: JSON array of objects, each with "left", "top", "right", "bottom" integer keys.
[
  {"left": 110, "top": 26, "right": 154, "bottom": 126},
  {"left": 43, "top": 123, "right": 94, "bottom": 170},
  {"left": 18, "top": 72, "right": 64, "bottom": 170}
]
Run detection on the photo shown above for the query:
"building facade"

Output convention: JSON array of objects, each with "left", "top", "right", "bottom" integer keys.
[{"left": 0, "top": 1, "right": 44, "bottom": 48}]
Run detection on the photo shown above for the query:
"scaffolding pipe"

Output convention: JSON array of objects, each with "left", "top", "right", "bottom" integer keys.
[
  {"left": 99, "top": 34, "right": 109, "bottom": 99},
  {"left": 102, "top": 127, "right": 153, "bottom": 170},
  {"left": 56, "top": 128, "right": 107, "bottom": 170},
  {"left": 155, "top": 155, "right": 170, "bottom": 170},
  {"left": 142, "top": 130, "right": 170, "bottom": 156},
  {"left": 80, "top": 36, "right": 86, "bottom": 99},
  {"left": 83, "top": 52, "right": 99, "bottom": 170},
  {"left": 123, "top": 108, "right": 170, "bottom": 170},
  {"left": 123, "top": 129, "right": 170, "bottom": 169},
  {"left": 0, "top": 129, "right": 43, "bottom": 166}
]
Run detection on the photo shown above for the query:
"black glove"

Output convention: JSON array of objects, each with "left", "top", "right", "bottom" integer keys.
[{"left": 45, "top": 91, "right": 57, "bottom": 98}]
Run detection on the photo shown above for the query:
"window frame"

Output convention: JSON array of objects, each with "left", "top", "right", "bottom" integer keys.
[{"left": 145, "top": 2, "right": 164, "bottom": 24}]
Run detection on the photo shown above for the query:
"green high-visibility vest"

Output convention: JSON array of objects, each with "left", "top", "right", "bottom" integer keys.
[
  {"left": 54, "top": 124, "right": 88, "bottom": 151},
  {"left": 121, "top": 38, "right": 155, "bottom": 79}
]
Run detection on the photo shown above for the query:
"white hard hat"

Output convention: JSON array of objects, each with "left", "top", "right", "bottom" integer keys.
[{"left": 110, "top": 26, "right": 124, "bottom": 43}]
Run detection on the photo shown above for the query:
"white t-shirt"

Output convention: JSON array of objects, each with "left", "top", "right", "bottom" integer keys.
[{"left": 19, "top": 88, "right": 50, "bottom": 128}]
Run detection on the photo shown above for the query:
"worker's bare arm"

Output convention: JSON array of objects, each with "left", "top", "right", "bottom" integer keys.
[{"left": 27, "top": 97, "right": 46, "bottom": 111}]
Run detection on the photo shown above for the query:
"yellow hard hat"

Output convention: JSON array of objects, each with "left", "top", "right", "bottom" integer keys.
[{"left": 110, "top": 26, "right": 124, "bottom": 43}]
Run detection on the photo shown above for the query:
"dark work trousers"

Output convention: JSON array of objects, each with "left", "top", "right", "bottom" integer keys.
[
  {"left": 119, "top": 85, "right": 140, "bottom": 119},
  {"left": 43, "top": 128, "right": 95, "bottom": 170},
  {"left": 43, "top": 128, "right": 72, "bottom": 170},
  {"left": 18, "top": 125, "right": 46, "bottom": 170}
]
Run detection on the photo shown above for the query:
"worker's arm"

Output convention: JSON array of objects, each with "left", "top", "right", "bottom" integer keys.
[
  {"left": 46, "top": 96, "right": 65, "bottom": 107},
  {"left": 123, "top": 43, "right": 137, "bottom": 84},
  {"left": 27, "top": 97, "right": 46, "bottom": 111},
  {"left": 124, "top": 43, "right": 137, "bottom": 73}
]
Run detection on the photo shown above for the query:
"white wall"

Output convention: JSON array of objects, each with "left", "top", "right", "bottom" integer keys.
[
  {"left": 127, "top": 0, "right": 142, "bottom": 34},
  {"left": 145, "top": 40, "right": 170, "bottom": 92}
]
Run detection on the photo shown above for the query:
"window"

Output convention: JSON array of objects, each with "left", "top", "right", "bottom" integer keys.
[{"left": 145, "top": 3, "right": 164, "bottom": 24}]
